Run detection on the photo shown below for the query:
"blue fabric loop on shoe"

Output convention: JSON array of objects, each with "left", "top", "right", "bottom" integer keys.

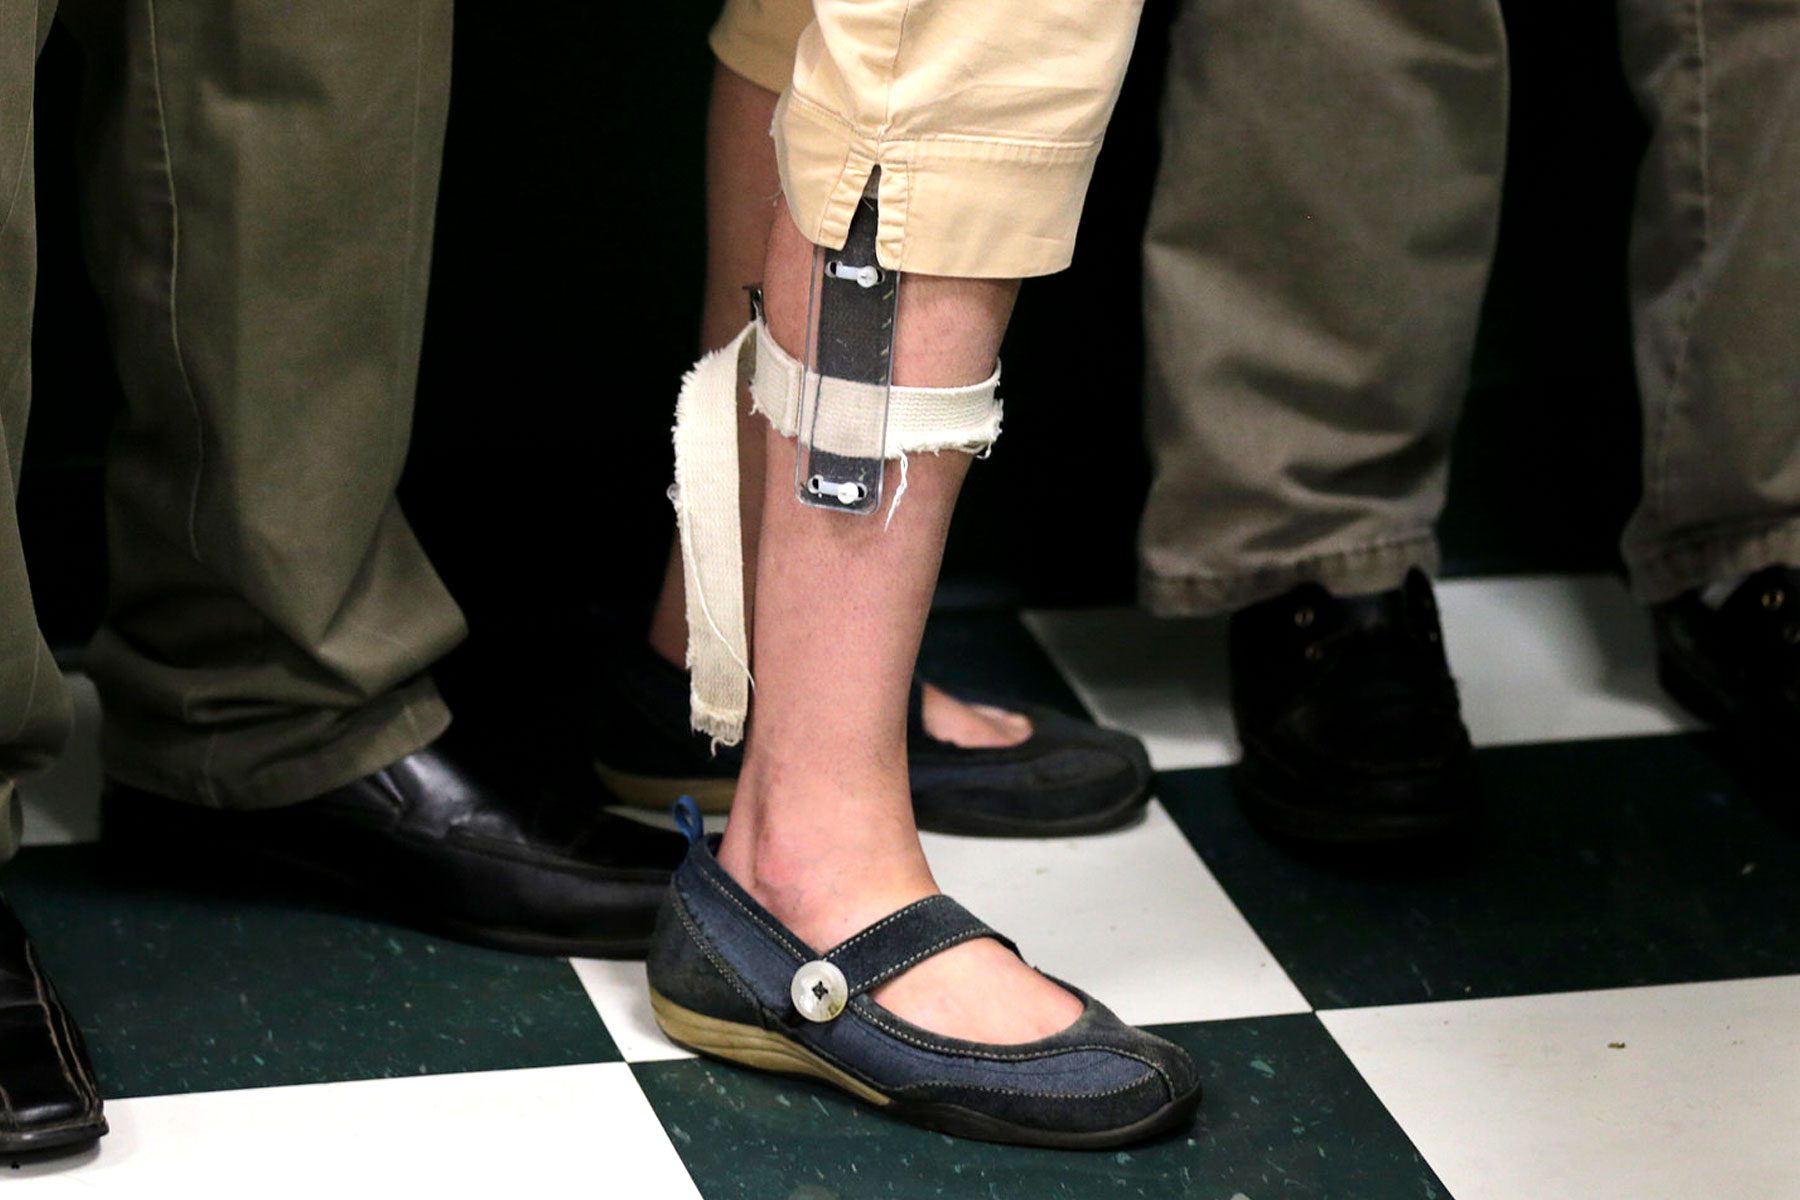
[
  {"left": 672, "top": 795, "right": 706, "bottom": 845},
  {"left": 824, "top": 894, "right": 1016, "bottom": 998}
]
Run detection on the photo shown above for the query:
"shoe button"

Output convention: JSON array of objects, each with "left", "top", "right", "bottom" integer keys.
[{"left": 791, "top": 961, "right": 849, "bottom": 1022}]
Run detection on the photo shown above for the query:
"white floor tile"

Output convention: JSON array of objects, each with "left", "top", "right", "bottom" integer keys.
[
  {"left": 571, "top": 958, "right": 693, "bottom": 1063},
  {"left": 1320, "top": 976, "right": 1800, "bottom": 1200},
  {"left": 1021, "top": 607, "right": 1235, "bottom": 771},
  {"left": 1439, "top": 573, "right": 1696, "bottom": 746},
  {"left": 1025, "top": 573, "right": 1697, "bottom": 771},
  {"left": 7, "top": 1063, "right": 701, "bottom": 1197},
  {"left": 19, "top": 674, "right": 102, "bottom": 846},
  {"left": 921, "top": 801, "right": 1310, "bottom": 1026}
]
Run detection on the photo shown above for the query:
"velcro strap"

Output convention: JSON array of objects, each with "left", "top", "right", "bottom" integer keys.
[{"left": 824, "top": 895, "right": 1016, "bottom": 996}]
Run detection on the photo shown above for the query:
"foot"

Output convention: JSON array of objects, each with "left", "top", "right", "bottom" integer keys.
[
  {"left": 1654, "top": 564, "right": 1800, "bottom": 783},
  {"left": 0, "top": 894, "right": 106, "bottom": 1155},
  {"left": 916, "top": 683, "right": 1031, "bottom": 748},
  {"left": 591, "top": 636, "right": 1152, "bottom": 836},
  {"left": 649, "top": 812, "right": 1202, "bottom": 1148},
  {"left": 1229, "top": 568, "right": 1478, "bottom": 846},
  {"left": 716, "top": 819, "right": 1083, "bottom": 1045},
  {"left": 100, "top": 724, "right": 687, "bottom": 958}
]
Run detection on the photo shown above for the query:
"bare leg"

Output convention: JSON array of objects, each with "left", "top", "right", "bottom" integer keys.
[
  {"left": 648, "top": 63, "right": 783, "bottom": 666},
  {"left": 647, "top": 64, "right": 1031, "bottom": 751},
  {"left": 714, "top": 213, "right": 1081, "bottom": 1044}
]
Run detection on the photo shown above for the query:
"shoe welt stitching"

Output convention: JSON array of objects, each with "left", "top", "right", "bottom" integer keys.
[
  {"left": 696, "top": 865, "right": 810, "bottom": 961},
  {"left": 47, "top": 983, "right": 101, "bottom": 1108},
  {"left": 675, "top": 893, "right": 761, "bottom": 1013},
  {"left": 853, "top": 1001, "right": 1171, "bottom": 1086},
  {"left": 826, "top": 896, "right": 943, "bottom": 957},
  {"left": 851, "top": 928, "right": 997, "bottom": 995},
  {"left": 887, "top": 1077, "right": 1152, "bottom": 1101},
  {"left": 24, "top": 942, "right": 87, "bottom": 1101}
]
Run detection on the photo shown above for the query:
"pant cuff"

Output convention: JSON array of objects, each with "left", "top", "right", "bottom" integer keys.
[
  {"left": 100, "top": 675, "right": 451, "bottom": 810},
  {"left": 1140, "top": 537, "right": 1440, "bottom": 618},
  {"left": 774, "top": 89, "right": 1098, "bottom": 278},
  {"left": 1626, "top": 516, "right": 1800, "bottom": 605}
]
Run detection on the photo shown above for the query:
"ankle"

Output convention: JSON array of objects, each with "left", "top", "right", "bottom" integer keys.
[{"left": 716, "top": 805, "right": 936, "bottom": 950}]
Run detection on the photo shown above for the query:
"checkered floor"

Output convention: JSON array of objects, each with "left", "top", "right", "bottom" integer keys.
[{"left": 8, "top": 573, "right": 1798, "bottom": 1197}]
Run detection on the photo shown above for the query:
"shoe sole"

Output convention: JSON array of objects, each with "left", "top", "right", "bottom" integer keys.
[
  {"left": 602, "top": 765, "right": 1151, "bottom": 839},
  {"left": 0, "top": 1114, "right": 108, "bottom": 1157},
  {"left": 596, "top": 765, "right": 738, "bottom": 815},
  {"left": 909, "top": 785, "right": 1152, "bottom": 838},
  {"left": 100, "top": 835, "right": 657, "bottom": 961},
  {"left": 1233, "top": 758, "right": 1479, "bottom": 847},
  {"left": 650, "top": 989, "right": 1201, "bottom": 1149},
  {"left": 1656, "top": 653, "right": 1735, "bottom": 728},
  {"left": 1655, "top": 654, "right": 1797, "bottom": 792}
]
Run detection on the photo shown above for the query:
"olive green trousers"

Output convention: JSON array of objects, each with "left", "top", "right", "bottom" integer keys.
[
  {"left": 1140, "top": 0, "right": 1800, "bottom": 615},
  {"left": 0, "top": 0, "right": 464, "bottom": 860}
]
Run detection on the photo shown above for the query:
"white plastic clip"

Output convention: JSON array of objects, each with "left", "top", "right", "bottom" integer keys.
[
  {"left": 807, "top": 476, "right": 869, "bottom": 506},
  {"left": 825, "top": 260, "right": 884, "bottom": 289}
]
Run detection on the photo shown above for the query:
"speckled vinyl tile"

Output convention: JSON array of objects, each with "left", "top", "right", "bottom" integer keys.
[
  {"left": 5, "top": 1063, "right": 699, "bottom": 1196},
  {"left": 1158, "top": 734, "right": 1800, "bottom": 1007},
  {"left": 2, "top": 845, "right": 617, "bottom": 1099},
  {"left": 631, "top": 1015, "right": 1448, "bottom": 1200},
  {"left": 1321, "top": 976, "right": 1800, "bottom": 1200},
  {"left": 3, "top": 581, "right": 1792, "bottom": 1194}
]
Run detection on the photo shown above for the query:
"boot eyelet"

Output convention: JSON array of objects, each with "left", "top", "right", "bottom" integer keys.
[
  {"left": 1304, "top": 643, "right": 1324, "bottom": 663},
  {"left": 1764, "top": 589, "right": 1786, "bottom": 611},
  {"left": 1294, "top": 607, "right": 1315, "bottom": 629},
  {"left": 1426, "top": 630, "right": 1441, "bottom": 644}
]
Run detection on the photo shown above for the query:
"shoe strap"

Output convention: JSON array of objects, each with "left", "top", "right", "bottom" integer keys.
[{"left": 825, "top": 894, "right": 1016, "bottom": 997}]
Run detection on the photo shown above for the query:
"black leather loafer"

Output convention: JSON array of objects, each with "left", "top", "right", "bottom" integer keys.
[
  {"left": 101, "top": 729, "right": 687, "bottom": 958},
  {"left": 1654, "top": 564, "right": 1800, "bottom": 782},
  {"left": 0, "top": 894, "right": 106, "bottom": 1155},
  {"left": 590, "top": 642, "right": 1152, "bottom": 836},
  {"left": 1229, "top": 569, "right": 1478, "bottom": 845}
]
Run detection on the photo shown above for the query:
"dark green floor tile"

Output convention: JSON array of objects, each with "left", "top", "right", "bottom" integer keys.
[
  {"left": 3, "top": 845, "right": 617, "bottom": 1098},
  {"left": 919, "top": 610, "right": 1090, "bottom": 719},
  {"left": 632, "top": 1015, "right": 1447, "bottom": 1200},
  {"left": 1160, "top": 733, "right": 1800, "bottom": 1008}
]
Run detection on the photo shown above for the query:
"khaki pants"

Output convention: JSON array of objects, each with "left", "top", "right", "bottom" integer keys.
[
  {"left": 712, "top": 0, "right": 1147, "bottom": 278},
  {"left": 0, "top": 0, "right": 463, "bottom": 861},
  {"left": 1139, "top": 0, "right": 1800, "bottom": 615}
]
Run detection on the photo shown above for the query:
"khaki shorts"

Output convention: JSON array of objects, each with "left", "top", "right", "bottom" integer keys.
[{"left": 710, "top": 0, "right": 1145, "bottom": 278}]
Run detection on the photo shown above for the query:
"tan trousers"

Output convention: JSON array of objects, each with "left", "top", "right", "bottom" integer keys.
[
  {"left": 1140, "top": 0, "right": 1800, "bottom": 615},
  {"left": 0, "top": 0, "right": 463, "bottom": 860},
  {"left": 712, "top": 0, "right": 1148, "bottom": 278}
]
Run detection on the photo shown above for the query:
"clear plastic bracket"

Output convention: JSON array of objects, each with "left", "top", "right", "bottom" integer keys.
[{"left": 794, "top": 177, "right": 897, "bottom": 516}]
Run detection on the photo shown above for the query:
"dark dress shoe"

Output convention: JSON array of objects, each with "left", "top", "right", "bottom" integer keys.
[
  {"left": 0, "top": 894, "right": 106, "bottom": 1155},
  {"left": 101, "top": 730, "right": 687, "bottom": 959},
  {"left": 590, "top": 641, "right": 1152, "bottom": 836},
  {"left": 1654, "top": 564, "right": 1800, "bottom": 781},
  {"left": 1228, "top": 569, "right": 1478, "bottom": 845}
]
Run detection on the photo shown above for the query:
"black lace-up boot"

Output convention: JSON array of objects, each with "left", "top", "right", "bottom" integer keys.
[{"left": 1228, "top": 568, "right": 1478, "bottom": 845}]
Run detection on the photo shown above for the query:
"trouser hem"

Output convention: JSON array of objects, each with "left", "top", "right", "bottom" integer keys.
[
  {"left": 100, "top": 677, "right": 451, "bottom": 810},
  {"left": 1140, "top": 536, "right": 1440, "bottom": 618},
  {"left": 1626, "top": 516, "right": 1800, "bottom": 605}
]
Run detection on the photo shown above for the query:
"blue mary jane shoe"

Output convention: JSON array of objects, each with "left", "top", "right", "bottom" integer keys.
[{"left": 645, "top": 799, "right": 1202, "bottom": 1148}]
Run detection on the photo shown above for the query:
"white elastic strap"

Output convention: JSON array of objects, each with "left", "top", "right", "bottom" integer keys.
[
  {"left": 750, "top": 316, "right": 1004, "bottom": 456},
  {"left": 672, "top": 320, "right": 1003, "bottom": 746}
]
